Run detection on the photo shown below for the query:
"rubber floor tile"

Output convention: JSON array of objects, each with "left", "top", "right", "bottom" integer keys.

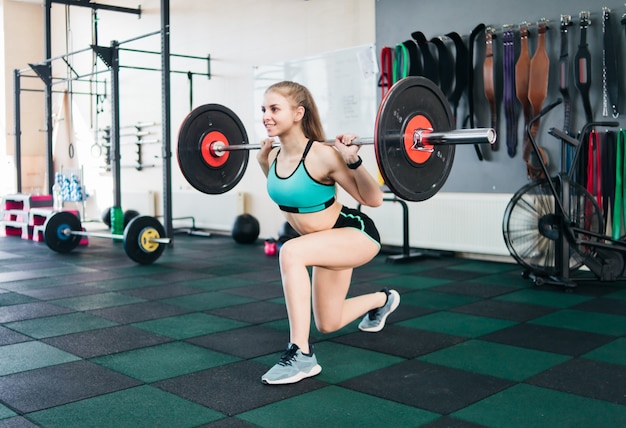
[
  {"left": 573, "top": 297, "right": 626, "bottom": 317},
  {"left": 51, "top": 291, "right": 145, "bottom": 311},
  {"left": 0, "top": 360, "right": 141, "bottom": 413},
  {"left": 131, "top": 312, "right": 248, "bottom": 340},
  {"left": 418, "top": 339, "right": 570, "bottom": 382},
  {"left": 0, "top": 404, "right": 16, "bottom": 419},
  {"left": 238, "top": 385, "right": 438, "bottom": 427},
  {"left": 42, "top": 325, "right": 172, "bottom": 358},
  {"left": 481, "top": 323, "right": 615, "bottom": 356},
  {"left": 74, "top": 276, "right": 167, "bottom": 291},
  {"left": 447, "top": 261, "right": 519, "bottom": 274},
  {"left": 91, "top": 341, "right": 240, "bottom": 383},
  {"left": 144, "top": 269, "right": 215, "bottom": 284},
  {"left": 180, "top": 276, "right": 258, "bottom": 291},
  {"left": 495, "top": 288, "right": 593, "bottom": 308},
  {"left": 187, "top": 325, "right": 288, "bottom": 359},
  {"left": 161, "top": 291, "right": 254, "bottom": 311},
  {"left": 530, "top": 309, "right": 626, "bottom": 336},
  {"left": 0, "top": 292, "right": 37, "bottom": 306},
  {"left": 373, "top": 274, "right": 454, "bottom": 290},
  {"left": 15, "top": 283, "right": 108, "bottom": 300},
  {"left": 416, "top": 268, "right": 487, "bottom": 281},
  {"left": 220, "top": 282, "right": 284, "bottom": 300},
  {"left": 421, "top": 415, "right": 486, "bottom": 428},
  {"left": 400, "top": 289, "right": 480, "bottom": 310},
  {"left": 451, "top": 299, "right": 556, "bottom": 322},
  {"left": 527, "top": 358, "right": 626, "bottom": 405},
  {"left": 120, "top": 282, "right": 206, "bottom": 300},
  {"left": 304, "top": 341, "right": 405, "bottom": 384},
  {"left": 339, "top": 360, "right": 513, "bottom": 414},
  {"left": 452, "top": 383, "right": 626, "bottom": 428},
  {"left": 0, "top": 301, "right": 72, "bottom": 323},
  {"left": 155, "top": 360, "right": 327, "bottom": 415},
  {"left": 207, "top": 300, "right": 287, "bottom": 324},
  {"left": 5, "top": 312, "right": 117, "bottom": 339},
  {"left": 583, "top": 337, "right": 626, "bottom": 365},
  {"left": 27, "top": 385, "right": 223, "bottom": 428},
  {"left": 332, "top": 324, "right": 466, "bottom": 359},
  {"left": 0, "top": 325, "right": 30, "bottom": 346},
  {"left": 467, "top": 272, "right": 532, "bottom": 287},
  {"left": 430, "top": 281, "right": 519, "bottom": 298},
  {"left": 87, "top": 300, "right": 192, "bottom": 323},
  {"left": 0, "top": 341, "right": 80, "bottom": 376},
  {"left": 399, "top": 311, "right": 516, "bottom": 338}
]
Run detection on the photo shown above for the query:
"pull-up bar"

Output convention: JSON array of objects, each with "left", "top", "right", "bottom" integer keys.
[{"left": 51, "top": 0, "right": 141, "bottom": 17}]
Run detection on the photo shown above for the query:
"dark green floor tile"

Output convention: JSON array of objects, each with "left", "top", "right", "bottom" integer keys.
[
  {"left": 5, "top": 312, "right": 117, "bottom": 339},
  {"left": 132, "top": 312, "right": 248, "bottom": 339},
  {"left": 238, "top": 385, "right": 438, "bottom": 427},
  {"left": 0, "top": 292, "right": 37, "bottom": 306},
  {"left": 399, "top": 312, "right": 516, "bottom": 338},
  {"left": 530, "top": 309, "right": 626, "bottom": 336},
  {"left": 51, "top": 291, "right": 145, "bottom": 311},
  {"left": 0, "top": 341, "right": 80, "bottom": 376},
  {"left": 289, "top": 342, "right": 404, "bottom": 384},
  {"left": 91, "top": 341, "right": 240, "bottom": 383},
  {"left": 373, "top": 274, "right": 452, "bottom": 290},
  {"left": 453, "top": 384, "right": 626, "bottom": 428},
  {"left": 496, "top": 288, "right": 593, "bottom": 308},
  {"left": 88, "top": 301, "right": 192, "bottom": 324},
  {"left": 27, "top": 385, "right": 223, "bottom": 428},
  {"left": 419, "top": 340, "right": 570, "bottom": 381},
  {"left": 583, "top": 338, "right": 626, "bottom": 365},
  {"left": 161, "top": 291, "right": 254, "bottom": 311},
  {"left": 448, "top": 261, "right": 518, "bottom": 274},
  {"left": 0, "top": 403, "right": 16, "bottom": 420},
  {"left": 607, "top": 288, "right": 626, "bottom": 300},
  {"left": 400, "top": 290, "right": 479, "bottom": 310},
  {"left": 468, "top": 273, "right": 531, "bottom": 288},
  {"left": 0, "top": 325, "right": 30, "bottom": 346}
]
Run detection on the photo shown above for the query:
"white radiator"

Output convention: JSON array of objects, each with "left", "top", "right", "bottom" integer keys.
[
  {"left": 171, "top": 191, "right": 244, "bottom": 231},
  {"left": 121, "top": 191, "right": 157, "bottom": 217},
  {"left": 360, "top": 192, "right": 512, "bottom": 257}
]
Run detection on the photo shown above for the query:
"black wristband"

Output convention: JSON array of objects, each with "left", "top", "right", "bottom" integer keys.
[{"left": 347, "top": 156, "right": 362, "bottom": 169}]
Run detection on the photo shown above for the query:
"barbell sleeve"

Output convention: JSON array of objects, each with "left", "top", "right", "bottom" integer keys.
[{"left": 212, "top": 128, "right": 496, "bottom": 154}]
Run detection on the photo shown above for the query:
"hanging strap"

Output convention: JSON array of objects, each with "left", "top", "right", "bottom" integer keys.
[
  {"left": 412, "top": 31, "right": 439, "bottom": 84},
  {"left": 394, "top": 43, "right": 410, "bottom": 82},
  {"left": 379, "top": 47, "right": 393, "bottom": 98},
  {"left": 516, "top": 23, "right": 532, "bottom": 162},
  {"left": 586, "top": 130, "right": 602, "bottom": 211},
  {"left": 483, "top": 27, "right": 497, "bottom": 151},
  {"left": 602, "top": 7, "right": 620, "bottom": 118},
  {"left": 575, "top": 11, "right": 593, "bottom": 124},
  {"left": 431, "top": 36, "right": 454, "bottom": 96},
  {"left": 528, "top": 20, "right": 550, "bottom": 150},
  {"left": 446, "top": 31, "right": 468, "bottom": 123},
  {"left": 613, "top": 130, "right": 626, "bottom": 239},
  {"left": 503, "top": 26, "right": 518, "bottom": 157},
  {"left": 601, "top": 131, "right": 616, "bottom": 231}
]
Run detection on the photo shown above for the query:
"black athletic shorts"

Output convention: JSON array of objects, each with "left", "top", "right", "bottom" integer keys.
[{"left": 333, "top": 206, "right": 381, "bottom": 246}]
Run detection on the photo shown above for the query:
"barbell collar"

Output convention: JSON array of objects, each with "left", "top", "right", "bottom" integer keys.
[{"left": 210, "top": 128, "right": 496, "bottom": 156}]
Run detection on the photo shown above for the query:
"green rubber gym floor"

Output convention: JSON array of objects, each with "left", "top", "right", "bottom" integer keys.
[{"left": 1, "top": 231, "right": 626, "bottom": 427}]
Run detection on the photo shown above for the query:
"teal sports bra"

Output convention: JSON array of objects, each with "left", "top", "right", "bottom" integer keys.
[{"left": 267, "top": 140, "right": 336, "bottom": 213}]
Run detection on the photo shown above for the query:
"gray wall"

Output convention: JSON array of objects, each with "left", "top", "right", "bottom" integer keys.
[{"left": 376, "top": 0, "right": 626, "bottom": 193}]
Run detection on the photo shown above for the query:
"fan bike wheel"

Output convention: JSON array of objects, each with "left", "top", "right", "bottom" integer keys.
[{"left": 502, "top": 178, "right": 604, "bottom": 276}]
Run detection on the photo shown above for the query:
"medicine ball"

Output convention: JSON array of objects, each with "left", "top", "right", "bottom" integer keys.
[
  {"left": 124, "top": 210, "right": 140, "bottom": 228},
  {"left": 102, "top": 207, "right": 112, "bottom": 227},
  {"left": 232, "top": 214, "right": 260, "bottom": 244}
]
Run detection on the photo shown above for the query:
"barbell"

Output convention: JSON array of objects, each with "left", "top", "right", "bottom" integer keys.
[
  {"left": 43, "top": 211, "right": 169, "bottom": 264},
  {"left": 177, "top": 76, "right": 497, "bottom": 202}
]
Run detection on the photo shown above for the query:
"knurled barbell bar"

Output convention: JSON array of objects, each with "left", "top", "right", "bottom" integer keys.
[
  {"left": 177, "top": 76, "right": 498, "bottom": 201},
  {"left": 43, "top": 211, "right": 169, "bottom": 264}
]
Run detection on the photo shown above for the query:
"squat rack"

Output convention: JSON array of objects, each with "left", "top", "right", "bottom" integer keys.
[{"left": 14, "top": 0, "right": 210, "bottom": 240}]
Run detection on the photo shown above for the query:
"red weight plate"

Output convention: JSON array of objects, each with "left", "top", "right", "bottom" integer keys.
[
  {"left": 403, "top": 115, "right": 434, "bottom": 165},
  {"left": 201, "top": 131, "right": 229, "bottom": 168}
]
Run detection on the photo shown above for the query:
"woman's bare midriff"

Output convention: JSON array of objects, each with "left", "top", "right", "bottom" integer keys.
[{"left": 283, "top": 200, "right": 343, "bottom": 235}]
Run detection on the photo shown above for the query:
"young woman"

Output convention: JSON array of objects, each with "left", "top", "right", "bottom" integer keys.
[{"left": 256, "top": 81, "right": 400, "bottom": 385}]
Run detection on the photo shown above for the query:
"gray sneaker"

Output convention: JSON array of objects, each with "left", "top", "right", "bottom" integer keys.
[
  {"left": 261, "top": 343, "right": 322, "bottom": 385},
  {"left": 358, "top": 288, "right": 400, "bottom": 332}
]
